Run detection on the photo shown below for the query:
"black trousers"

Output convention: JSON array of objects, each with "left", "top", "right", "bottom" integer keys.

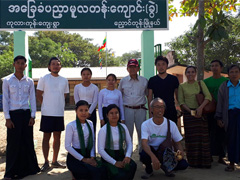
[
  {"left": 206, "top": 112, "right": 226, "bottom": 158},
  {"left": 88, "top": 107, "right": 97, "bottom": 133},
  {"left": 66, "top": 149, "right": 107, "bottom": 180},
  {"left": 164, "top": 107, "right": 178, "bottom": 124},
  {"left": 5, "top": 109, "right": 40, "bottom": 179}
]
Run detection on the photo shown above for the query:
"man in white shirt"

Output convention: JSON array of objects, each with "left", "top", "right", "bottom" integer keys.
[
  {"left": 140, "top": 98, "right": 188, "bottom": 178},
  {"left": 3, "top": 55, "right": 40, "bottom": 179},
  {"left": 118, "top": 59, "right": 148, "bottom": 151},
  {"left": 37, "top": 57, "right": 69, "bottom": 172}
]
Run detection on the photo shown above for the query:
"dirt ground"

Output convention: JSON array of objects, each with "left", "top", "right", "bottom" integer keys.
[{"left": 0, "top": 110, "right": 240, "bottom": 180}]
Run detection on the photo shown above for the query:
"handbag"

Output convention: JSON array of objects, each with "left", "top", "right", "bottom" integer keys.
[
  {"left": 195, "top": 81, "right": 216, "bottom": 114},
  {"left": 152, "top": 119, "right": 178, "bottom": 172}
]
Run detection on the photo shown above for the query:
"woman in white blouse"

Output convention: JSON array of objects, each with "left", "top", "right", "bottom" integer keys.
[
  {"left": 74, "top": 68, "right": 99, "bottom": 132},
  {"left": 65, "top": 100, "right": 106, "bottom": 180},
  {"left": 98, "top": 74, "right": 124, "bottom": 127},
  {"left": 98, "top": 104, "right": 137, "bottom": 180}
]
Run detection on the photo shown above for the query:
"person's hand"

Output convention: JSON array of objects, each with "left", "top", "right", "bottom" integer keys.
[
  {"left": 151, "top": 155, "right": 161, "bottom": 170},
  {"left": 88, "top": 113, "right": 91, "bottom": 118},
  {"left": 195, "top": 107, "right": 203, "bottom": 118},
  {"left": 100, "top": 120, "right": 105, "bottom": 127},
  {"left": 29, "top": 117, "right": 35, "bottom": 126},
  {"left": 121, "top": 120, "right": 125, "bottom": 124},
  {"left": 122, "top": 157, "right": 130, "bottom": 166},
  {"left": 82, "top": 158, "right": 97, "bottom": 167},
  {"left": 115, "top": 161, "right": 124, "bottom": 168},
  {"left": 217, "top": 120, "right": 224, "bottom": 128},
  {"left": 5, "top": 119, "right": 15, "bottom": 129}
]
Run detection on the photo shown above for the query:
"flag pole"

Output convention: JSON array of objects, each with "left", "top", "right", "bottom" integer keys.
[{"left": 105, "top": 32, "right": 107, "bottom": 77}]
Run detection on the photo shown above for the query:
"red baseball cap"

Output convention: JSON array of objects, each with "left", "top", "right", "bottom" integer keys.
[{"left": 127, "top": 59, "right": 139, "bottom": 67}]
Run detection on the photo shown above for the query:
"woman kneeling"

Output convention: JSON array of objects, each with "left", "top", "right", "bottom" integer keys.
[
  {"left": 98, "top": 104, "right": 137, "bottom": 180},
  {"left": 65, "top": 100, "right": 106, "bottom": 180}
]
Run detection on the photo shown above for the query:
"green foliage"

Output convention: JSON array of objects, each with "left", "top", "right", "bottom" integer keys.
[
  {"left": 29, "top": 31, "right": 119, "bottom": 68},
  {"left": 165, "top": 16, "right": 240, "bottom": 72},
  {"left": 0, "top": 31, "right": 13, "bottom": 54},
  {"left": 116, "top": 51, "right": 141, "bottom": 66}
]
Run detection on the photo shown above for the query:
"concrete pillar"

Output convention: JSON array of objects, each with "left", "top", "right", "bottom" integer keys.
[
  {"left": 141, "top": 30, "right": 155, "bottom": 80},
  {"left": 14, "top": 31, "right": 29, "bottom": 76}
]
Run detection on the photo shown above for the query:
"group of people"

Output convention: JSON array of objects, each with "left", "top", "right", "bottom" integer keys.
[{"left": 2, "top": 55, "right": 240, "bottom": 180}]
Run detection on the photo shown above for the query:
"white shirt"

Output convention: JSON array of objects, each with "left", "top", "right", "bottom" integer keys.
[
  {"left": 98, "top": 88, "right": 125, "bottom": 120},
  {"left": 37, "top": 74, "right": 69, "bottom": 116},
  {"left": 118, "top": 75, "right": 148, "bottom": 106},
  {"left": 2, "top": 74, "right": 36, "bottom": 119},
  {"left": 74, "top": 83, "right": 99, "bottom": 114},
  {"left": 141, "top": 117, "right": 182, "bottom": 150},
  {"left": 65, "top": 120, "right": 95, "bottom": 161},
  {"left": 98, "top": 123, "right": 132, "bottom": 165}
]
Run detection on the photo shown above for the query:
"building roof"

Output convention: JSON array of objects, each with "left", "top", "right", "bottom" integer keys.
[{"left": 32, "top": 67, "right": 128, "bottom": 81}]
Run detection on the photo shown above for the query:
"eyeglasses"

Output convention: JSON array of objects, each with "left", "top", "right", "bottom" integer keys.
[{"left": 152, "top": 106, "right": 165, "bottom": 109}]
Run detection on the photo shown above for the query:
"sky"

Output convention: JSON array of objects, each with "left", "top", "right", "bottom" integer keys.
[{"left": 71, "top": 15, "right": 197, "bottom": 57}]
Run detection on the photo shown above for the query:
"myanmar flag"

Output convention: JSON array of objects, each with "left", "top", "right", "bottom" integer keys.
[{"left": 98, "top": 37, "right": 106, "bottom": 51}]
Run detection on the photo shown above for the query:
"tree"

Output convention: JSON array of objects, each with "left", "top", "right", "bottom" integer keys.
[
  {"left": 165, "top": 16, "right": 240, "bottom": 72},
  {"left": 0, "top": 31, "right": 13, "bottom": 55},
  {"left": 115, "top": 51, "right": 141, "bottom": 66},
  {"left": 169, "top": 0, "right": 239, "bottom": 79}
]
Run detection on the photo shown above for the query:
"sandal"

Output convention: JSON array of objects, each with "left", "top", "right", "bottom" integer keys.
[{"left": 225, "top": 165, "right": 235, "bottom": 172}]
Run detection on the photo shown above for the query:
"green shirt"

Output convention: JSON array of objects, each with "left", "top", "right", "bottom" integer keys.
[
  {"left": 203, "top": 76, "right": 228, "bottom": 101},
  {"left": 178, "top": 80, "right": 212, "bottom": 109}
]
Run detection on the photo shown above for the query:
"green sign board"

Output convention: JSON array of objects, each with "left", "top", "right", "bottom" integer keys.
[{"left": 0, "top": 0, "right": 168, "bottom": 30}]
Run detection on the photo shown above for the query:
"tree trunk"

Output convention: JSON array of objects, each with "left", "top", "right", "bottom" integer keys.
[{"left": 197, "top": 0, "right": 205, "bottom": 80}]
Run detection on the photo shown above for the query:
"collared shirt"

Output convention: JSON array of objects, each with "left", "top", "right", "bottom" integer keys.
[
  {"left": 227, "top": 80, "right": 240, "bottom": 110},
  {"left": 118, "top": 75, "right": 148, "bottom": 106},
  {"left": 2, "top": 74, "right": 36, "bottom": 119},
  {"left": 98, "top": 123, "right": 132, "bottom": 165},
  {"left": 65, "top": 120, "right": 95, "bottom": 161},
  {"left": 98, "top": 88, "right": 125, "bottom": 120},
  {"left": 74, "top": 83, "right": 99, "bottom": 114}
]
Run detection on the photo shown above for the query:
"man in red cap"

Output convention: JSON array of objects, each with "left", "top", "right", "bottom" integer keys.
[{"left": 118, "top": 59, "right": 148, "bottom": 151}]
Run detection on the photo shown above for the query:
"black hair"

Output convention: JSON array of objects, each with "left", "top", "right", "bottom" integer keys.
[
  {"left": 106, "top": 73, "right": 117, "bottom": 81},
  {"left": 227, "top": 64, "right": 240, "bottom": 74},
  {"left": 48, "top": 57, "right": 61, "bottom": 72},
  {"left": 75, "top": 100, "right": 89, "bottom": 110},
  {"left": 185, "top": 65, "right": 197, "bottom": 74},
  {"left": 106, "top": 104, "right": 121, "bottom": 121},
  {"left": 81, "top": 67, "right": 92, "bottom": 75},
  {"left": 14, "top": 55, "right": 27, "bottom": 63},
  {"left": 211, "top": 59, "right": 223, "bottom": 67},
  {"left": 155, "top": 56, "right": 169, "bottom": 65}
]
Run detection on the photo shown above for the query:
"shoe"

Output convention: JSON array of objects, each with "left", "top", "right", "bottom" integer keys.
[
  {"left": 141, "top": 172, "right": 153, "bottom": 179},
  {"left": 41, "top": 162, "right": 51, "bottom": 172},
  {"left": 218, "top": 158, "right": 227, "bottom": 165},
  {"left": 165, "top": 171, "right": 175, "bottom": 177},
  {"left": 51, "top": 161, "right": 66, "bottom": 168},
  {"left": 225, "top": 165, "right": 235, "bottom": 172}
]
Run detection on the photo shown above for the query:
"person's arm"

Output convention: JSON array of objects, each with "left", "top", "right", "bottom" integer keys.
[
  {"left": 142, "top": 139, "right": 161, "bottom": 170},
  {"left": 65, "top": 123, "right": 84, "bottom": 161},
  {"left": 178, "top": 85, "right": 191, "bottom": 113},
  {"left": 174, "top": 88, "right": 178, "bottom": 105},
  {"left": 97, "top": 127, "right": 117, "bottom": 165},
  {"left": 215, "top": 84, "right": 225, "bottom": 128},
  {"left": 118, "top": 91, "right": 125, "bottom": 122},
  {"left": 2, "top": 79, "right": 14, "bottom": 129},
  {"left": 89, "top": 86, "right": 98, "bottom": 114},
  {"left": 196, "top": 81, "right": 211, "bottom": 117},
  {"left": 29, "top": 80, "right": 36, "bottom": 126},
  {"left": 73, "top": 85, "right": 80, "bottom": 104},
  {"left": 64, "top": 79, "right": 69, "bottom": 99},
  {"left": 36, "top": 90, "right": 43, "bottom": 104},
  {"left": 147, "top": 89, "right": 153, "bottom": 118},
  {"left": 98, "top": 90, "right": 104, "bottom": 126},
  {"left": 174, "top": 141, "right": 184, "bottom": 156}
]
